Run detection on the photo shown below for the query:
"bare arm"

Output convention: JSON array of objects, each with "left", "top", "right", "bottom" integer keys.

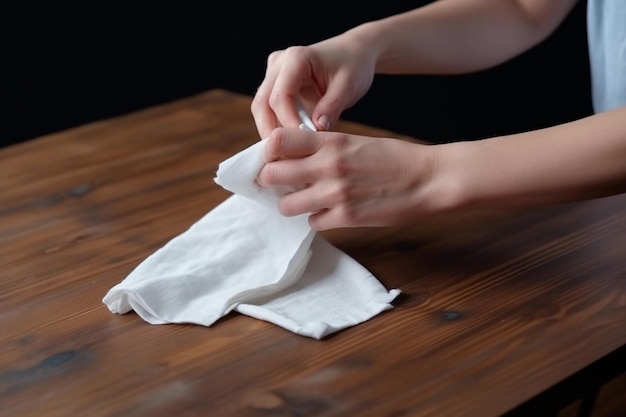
[
  {"left": 258, "top": 106, "right": 626, "bottom": 230},
  {"left": 343, "top": 0, "right": 580, "bottom": 74},
  {"left": 251, "top": 0, "right": 579, "bottom": 135},
  {"left": 430, "top": 106, "right": 626, "bottom": 212}
]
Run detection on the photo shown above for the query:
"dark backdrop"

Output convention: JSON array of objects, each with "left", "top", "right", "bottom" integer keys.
[{"left": 1, "top": 0, "right": 591, "bottom": 148}]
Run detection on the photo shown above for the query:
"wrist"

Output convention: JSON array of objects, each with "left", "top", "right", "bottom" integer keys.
[{"left": 421, "top": 141, "right": 473, "bottom": 213}]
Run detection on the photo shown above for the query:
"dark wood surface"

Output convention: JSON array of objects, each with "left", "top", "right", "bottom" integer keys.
[{"left": 1, "top": 89, "right": 624, "bottom": 417}]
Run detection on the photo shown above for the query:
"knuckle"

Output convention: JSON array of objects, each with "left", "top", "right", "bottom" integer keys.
[
  {"left": 266, "top": 128, "right": 286, "bottom": 157},
  {"left": 268, "top": 91, "right": 282, "bottom": 110},
  {"left": 267, "top": 50, "right": 283, "bottom": 65},
  {"left": 278, "top": 197, "right": 296, "bottom": 217},
  {"left": 259, "top": 163, "right": 278, "bottom": 185},
  {"left": 330, "top": 133, "right": 350, "bottom": 148},
  {"left": 283, "top": 45, "right": 309, "bottom": 60},
  {"left": 326, "top": 157, "right": 351, "bottom": 178},
  {"left": 321, "top": 134, "right": 352, "bottom": 177}
]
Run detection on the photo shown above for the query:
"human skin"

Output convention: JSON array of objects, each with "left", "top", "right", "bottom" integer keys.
[
  {"left": 252, "top": 0, "right": 580, "bottom": 136},
  {"left": 251, "top": 0, "right": 626, "bottom": 231},
  {"left": 257, "top": 107, "right": 626, "bottom": 231}
]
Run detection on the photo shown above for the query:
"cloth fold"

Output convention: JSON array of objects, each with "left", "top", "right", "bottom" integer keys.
[{"left": 103, "top": 139, "right": 400, "bottom": 339}]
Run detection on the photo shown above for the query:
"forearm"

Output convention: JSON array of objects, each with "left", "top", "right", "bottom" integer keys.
[
  {"left": 343, "top": 0, "right": 578, "bottom": 74},
  {"left": 431, "top": 107, "right": 626, "bottom": 210}
]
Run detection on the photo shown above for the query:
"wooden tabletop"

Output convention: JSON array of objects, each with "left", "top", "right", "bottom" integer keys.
[{"left": 1, "top": 89, "right": 625, "bottom": 417}]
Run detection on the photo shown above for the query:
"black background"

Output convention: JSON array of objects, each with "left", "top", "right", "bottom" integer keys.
[{"left": 1, "top": 0, "right": 592, "bottom": 148}]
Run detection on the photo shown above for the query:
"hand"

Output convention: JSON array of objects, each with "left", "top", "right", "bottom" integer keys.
[
  {"left": 257, "top": 128, "right": 441, "bottom": 231},
  {"left": 251, "top": 34, "right": 377, "bottom": 139}
]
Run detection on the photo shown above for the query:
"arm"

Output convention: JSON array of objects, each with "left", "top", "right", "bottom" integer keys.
[
  {"left": 257, "top": 107, "right": 626, "bottom": 231},
  {"left": 251, "top": 0, "right": 579, "bottom": 136},
  {"left": 350, "top": 0, "right": 580, "bottom": 74},
  {"left": 433, "top": 106, "right": 626, "bottom": 210}
]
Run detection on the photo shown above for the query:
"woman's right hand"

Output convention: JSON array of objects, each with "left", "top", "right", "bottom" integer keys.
[{"left": 251, "top": 33, "right": 378, "bottom": 138}]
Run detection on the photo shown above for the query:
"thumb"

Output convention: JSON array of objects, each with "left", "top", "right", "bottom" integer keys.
[{"left": 311, "top": 76, "right": 354, "bottom": 131}]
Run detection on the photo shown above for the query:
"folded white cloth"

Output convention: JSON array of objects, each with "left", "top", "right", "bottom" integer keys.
[{"left": 103, "top": 139, "right": 400, "bottom": 339}]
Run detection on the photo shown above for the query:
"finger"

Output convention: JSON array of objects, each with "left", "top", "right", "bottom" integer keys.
[
  {"left": 269, "top": 47, "right": 314, "bottom": 129},
  {"left": 251, "top": 78, "right": 280, "bottom": 139},
  {"left": 277, "top": 185, "right": 330, "bottom": 218},
  {"left": 257, "top": 157, "right": 317, "bottom": 188},
  {"left": 308, "top": 208, "right": 345, "bottom": 231},
  {"left": 308, "top": 209, "right": 334, "bottom": 231},
  {"left": 263, "top": 128, "right": 322, "bottom": 162},
  {"left": 283, "top": 184, "right": 366, "bottom": 230},
  {"left": 311, "top": 72, "right": 354, "bottom": 131},
  {"left": 251, "top": 50, "right": 286, "bottom": 138}
]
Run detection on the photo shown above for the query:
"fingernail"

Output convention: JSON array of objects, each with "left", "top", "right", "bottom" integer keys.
[{"left": 317, "top": 115, "right": 330, "bottom": 131}]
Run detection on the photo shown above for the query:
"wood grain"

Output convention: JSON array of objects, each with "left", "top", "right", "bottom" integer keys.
[{"left": 1, "top": 89, "right": 624, "bottom": 417}]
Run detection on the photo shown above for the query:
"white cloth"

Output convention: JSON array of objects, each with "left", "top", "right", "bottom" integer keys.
[{"left": 103, "top": 140, "right": 400, "bottom": 339}]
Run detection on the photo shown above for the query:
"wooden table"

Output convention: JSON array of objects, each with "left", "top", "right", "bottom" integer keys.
[{"left": 1, "top": 89, "right": 624, "bottom": 417}]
